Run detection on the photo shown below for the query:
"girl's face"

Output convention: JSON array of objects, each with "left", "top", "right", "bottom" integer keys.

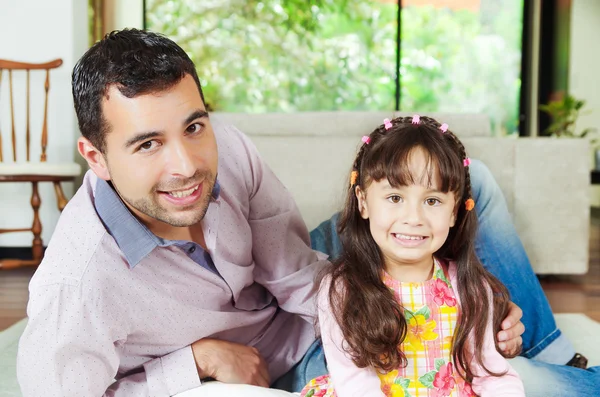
[{"left": 356, "top": 148, "right": 457, "bottom": 281}]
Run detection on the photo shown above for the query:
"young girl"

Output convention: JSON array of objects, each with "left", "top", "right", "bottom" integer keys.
[{"left": 301, "top": 116, "right": 524, "bottom": 397}]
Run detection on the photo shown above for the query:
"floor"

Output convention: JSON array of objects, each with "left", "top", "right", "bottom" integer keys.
[
  {"left": 1, "top": 218, "right": 600, "bottom": 331},
  {"left": 0, "top": 266, "right": 33, "bottom": 331},
  {"left": 538, "top": 213, "right": 600, "bottom": 323}
]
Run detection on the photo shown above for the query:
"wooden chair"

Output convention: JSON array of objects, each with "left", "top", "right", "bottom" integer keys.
[{"left": 0, "top": 59, "right": 81, "bottom": 270}]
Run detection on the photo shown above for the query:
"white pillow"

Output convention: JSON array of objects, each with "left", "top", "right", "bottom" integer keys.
[{"left": 176, "top": 382, "right": 300, "bottom": 397}]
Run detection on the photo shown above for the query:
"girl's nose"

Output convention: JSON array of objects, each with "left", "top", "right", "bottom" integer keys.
[{"left": 402, "top": 201, "right": 424, "bottom": 226}]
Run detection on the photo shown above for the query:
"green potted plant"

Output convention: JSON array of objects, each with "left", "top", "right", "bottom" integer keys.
[{"left": 539, "top": 94, "right": 599, "bottom": 169}]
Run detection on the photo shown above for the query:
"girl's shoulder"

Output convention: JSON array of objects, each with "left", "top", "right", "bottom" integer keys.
[
  {"left": 317, "top": 272, "right": 344, "bottom": 305},
  {"left": 435, "top": 257, "right": 458, "bottom": 282}
]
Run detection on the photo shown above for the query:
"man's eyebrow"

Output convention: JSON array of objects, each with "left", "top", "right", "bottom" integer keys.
[
  {"left": 124, "top": 110, "right": 208, "bottom": 150},
  {"left": 183, "top": 109, "right": 209, "bottom": 126},
  {"left": 124, "top": 131, "right": 163, "bottom": 149}
]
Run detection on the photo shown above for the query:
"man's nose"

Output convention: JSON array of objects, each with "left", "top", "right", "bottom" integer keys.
[{"left": 165, "top": 141, "right": 195, "bottom": 178}]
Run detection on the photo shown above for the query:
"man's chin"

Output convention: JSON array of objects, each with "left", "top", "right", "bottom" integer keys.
[{"left": 156, "top": 209, "right": 207, "bottom": 228}]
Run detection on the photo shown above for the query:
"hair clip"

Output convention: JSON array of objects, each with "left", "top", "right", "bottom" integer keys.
[
  {"left": 465, "top": 198, "right": 475, "bottom": 211},
  {"left": 361, "top": 136, "right": 371, "bottom": 144},
  {"left": 439, "top": 123, "right": 448, "bottom": 133},
  {"left": 463, "top": 158, "right": 471, "bottom": 167},
  {"left": 412, "top": 115, "right": 420, "bottom": 124},
  {"left": 350, "top": 171, "right": 359, "bottom": 187},
  {"left": 384, "top": 118, "right": 392, "bottom": 130}
]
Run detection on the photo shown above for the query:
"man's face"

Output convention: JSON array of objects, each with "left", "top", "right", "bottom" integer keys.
[{"left": 91, "top": 74, "right": 218, "bottom": 229}]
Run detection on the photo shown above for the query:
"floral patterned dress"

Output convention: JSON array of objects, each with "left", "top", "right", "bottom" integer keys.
[{"left": 300, "top": 259, "right": 475, "bottom": 397}]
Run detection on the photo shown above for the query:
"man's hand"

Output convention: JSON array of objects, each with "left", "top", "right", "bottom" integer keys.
[
  {"left": 191, "top": 339, "right": 270, "bottom": 387},
  {"left": 496, "top": 301, "right": 525, "bottom": 358}
]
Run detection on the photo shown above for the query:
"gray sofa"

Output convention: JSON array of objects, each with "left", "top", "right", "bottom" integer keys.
[{"left": 215, "top": 111, "right": 590, "bottom": 274}]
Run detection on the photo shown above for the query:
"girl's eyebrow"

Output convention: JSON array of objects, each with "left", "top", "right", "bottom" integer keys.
[{"left": 381, "top": 183, "right": 444, "bottom": 193}]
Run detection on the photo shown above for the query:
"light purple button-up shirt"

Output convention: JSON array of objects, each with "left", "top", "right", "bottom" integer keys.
[{"left": 17, "top": 120, "right": 327, "bottom": 396}]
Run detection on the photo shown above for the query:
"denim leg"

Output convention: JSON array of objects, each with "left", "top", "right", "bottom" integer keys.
[
  {"left": 510, "top": 357, "right": 600, "bottom": 396},
  {"left": 310, "top": 213, "right": 343, "bottom": 261},
  {"left": 271, "top": 339, "right": 328, "bottom": 393},
  {"left": 469, "top": 159, "right": 574, "bottom": 363}
]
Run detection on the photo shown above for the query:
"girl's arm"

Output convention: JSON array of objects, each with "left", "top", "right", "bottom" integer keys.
[
  {"left": 317, "top": 277, "right": 385, "bottom": 397},
  {"left": 470, "top": 287, "right": 525, "bottom": 397}
]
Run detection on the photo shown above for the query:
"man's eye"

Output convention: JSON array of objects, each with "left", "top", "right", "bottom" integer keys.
[
  {"left": 388, "top": 195, "right": 402, "bottom": 203},
  {"left": 187, "top": 123, "right": 203, "bottom": 134},
  {"left": 139, "top": 140, "right": 158, "bottom": 152}
]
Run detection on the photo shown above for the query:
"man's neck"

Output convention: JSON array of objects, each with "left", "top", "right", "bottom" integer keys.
[{"left": 146, "top": 219, "right": 207, "bottom": 249}]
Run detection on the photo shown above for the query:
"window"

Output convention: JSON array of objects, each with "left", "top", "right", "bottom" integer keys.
[{"left": 145, "top": 0, "right": 525, "bottom": 135}]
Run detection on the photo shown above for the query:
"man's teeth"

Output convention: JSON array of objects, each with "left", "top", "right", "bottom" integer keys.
[
  {"left": 394, "top": 234, "right": 424, "bottom": 240},
  {"left": 168, "top": 185, "right": 199, "bottom": 198}
]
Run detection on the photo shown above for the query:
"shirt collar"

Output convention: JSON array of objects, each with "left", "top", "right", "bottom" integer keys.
[{"left": 94, "top": 178, "right": 221, "bottom": 268}]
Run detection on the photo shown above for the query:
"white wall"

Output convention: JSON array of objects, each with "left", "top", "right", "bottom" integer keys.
[
  {"left": 0, "top": 0, "right": 88, "bottom": 247},
  {"left": 570, "top": 0, "right": 600, "bottom": 205}
]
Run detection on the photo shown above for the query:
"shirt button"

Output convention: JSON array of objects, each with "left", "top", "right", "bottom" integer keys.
[{"left": 189, "top": 246, "right": 196, "bottom": 253}]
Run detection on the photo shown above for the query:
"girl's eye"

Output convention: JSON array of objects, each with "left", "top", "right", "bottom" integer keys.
[
  {"left": 139, "top": 140, "right": 159, "bottom": 152},
  {"left": 426, "top": 198, "right": 441, "bottom": 206},
  {"left": 388, "top": 195, "right": 402, "bottom": 204},
  {"left": 187, "top": 122, "right": 203, "bottom": 134}
]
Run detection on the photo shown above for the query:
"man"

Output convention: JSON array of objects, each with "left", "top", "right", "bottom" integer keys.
[{"left": 17, "top": 29, "right": 588, "bottom": 396}]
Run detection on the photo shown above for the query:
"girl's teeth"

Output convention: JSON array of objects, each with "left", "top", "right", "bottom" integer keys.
[
  {"left": 395, "top": 234, "right": 423, "bottom": 240},
  {"left": 168, "top": 185, "right": 198, "bottom": 198}
]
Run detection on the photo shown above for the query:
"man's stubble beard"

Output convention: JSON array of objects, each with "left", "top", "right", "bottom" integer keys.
[{"left": 108, "top": 164, "right": 216, "bottom": 228}]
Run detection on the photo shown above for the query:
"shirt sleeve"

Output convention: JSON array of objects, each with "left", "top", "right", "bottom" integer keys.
[
  {"left": 17, "top": 282, "right": 201, "bottom": 397},
  {"left": 317, "top": 277, "right": 385, "bottom": 397},
  {"left": 469, "top": 288, "right": 525, "bottom": 397},
  {"left": 234, "top": 127, "right": 329, "bottom": 322}
]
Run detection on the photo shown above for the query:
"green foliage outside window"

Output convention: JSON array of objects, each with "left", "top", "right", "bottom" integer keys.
[{"left": 146, "top": 0, "right": 523, "bottom": 136}]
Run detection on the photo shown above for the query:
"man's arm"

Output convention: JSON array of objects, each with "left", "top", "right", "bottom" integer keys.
[
  {"left": 191, "top": 339, "right": 270, "bottom": 387},
  {"left": 234, "top": 129, "right": 328, "bottom": 321},
  {"left": 17, "top": 283, "right": 201, "bottom": 396}
]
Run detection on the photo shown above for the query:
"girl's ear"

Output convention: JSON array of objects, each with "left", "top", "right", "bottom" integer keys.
[{"left": 355, "top": 186, "right": 369, "bottom": 219}]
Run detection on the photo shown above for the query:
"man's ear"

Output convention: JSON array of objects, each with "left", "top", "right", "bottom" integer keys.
[
  {"left": 78, "top": 137, "right": 110, "bottom": 181},
  {"left": 355, "top": 186, "right": 369, "bottom": 219}
]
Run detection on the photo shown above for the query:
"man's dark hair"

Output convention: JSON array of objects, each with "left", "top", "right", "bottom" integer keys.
[{"left": 72, "top": 28, "right": 205, "bottom": 153}]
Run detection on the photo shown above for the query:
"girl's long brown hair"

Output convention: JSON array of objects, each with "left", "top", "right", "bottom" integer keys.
[{"left": 325, "top": 116, "right": 510, "bottom": 383}]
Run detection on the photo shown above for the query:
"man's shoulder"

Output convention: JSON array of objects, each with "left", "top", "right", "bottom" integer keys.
[
  {"left": 211, "top": 118, "right": 260, "bottom": 200},
  {"left": 30, "top": 172, "right": 123, "bottom": 288}
]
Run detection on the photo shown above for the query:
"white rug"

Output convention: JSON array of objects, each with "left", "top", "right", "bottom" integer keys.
[
  {"left": 554, "top": 313, "right": 600, "bottom": 367},
  {"left": 0, "top": 318, "right": 26, "bottom": 397},
  {"left": 1, "top": 314, "right": 599, "bottom": 396}
]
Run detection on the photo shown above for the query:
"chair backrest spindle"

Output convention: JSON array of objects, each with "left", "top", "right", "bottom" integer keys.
[
  {"left": 0, "top": 69, "right": 4, "bottom": 162},
  {"left": 27, "top": 70, "right": 31, "bottom": 162},
  {"left": 0, "top": 59, "right": 63, "bottom": 164},
  {"left": 9, "top": 70, "right": 16, "bottom": 162},
  {"left": 41, "top": 69, "right": 50, "bottom": 162}
]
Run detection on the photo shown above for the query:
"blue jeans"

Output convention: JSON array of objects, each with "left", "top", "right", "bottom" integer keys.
[
  {"left": 293, "top": 159, "right": 600, "bottom": 395},
  {"left": 468, "top": 159, "right": 573, "bottom": 363},
  {"left": 271, "top": 339, "right": 327, "bottom": 393}
]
